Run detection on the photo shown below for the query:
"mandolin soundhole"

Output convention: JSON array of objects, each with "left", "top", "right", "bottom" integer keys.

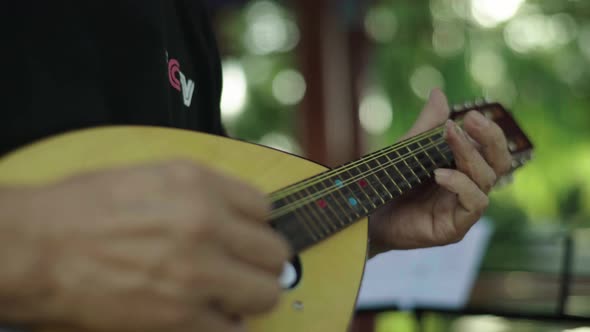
[{"left": 279, "top": 255, "right": 302, "bottom": 290}]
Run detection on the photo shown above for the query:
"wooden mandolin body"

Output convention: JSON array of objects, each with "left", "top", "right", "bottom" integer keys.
[{"left": 0, "top": 126, "right": 368, "bottom": 332}]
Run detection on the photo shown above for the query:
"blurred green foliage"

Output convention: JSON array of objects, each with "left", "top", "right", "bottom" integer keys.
[
  {"left": 367, "top": 0, "right": 590, "bottom": 231},
  {"left": 215, "top": 0, "right": 590, "bottom": 329},
  {"left": 216, "top": 0, "right": 590, "bottom": 231},
  {"left": 216, "top": 0, "right": 590, "bottom": 272}
]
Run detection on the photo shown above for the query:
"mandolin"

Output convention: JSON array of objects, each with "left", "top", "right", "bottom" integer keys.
[{"left": 0, "top": 101, "right": 533, "bottom": 332}]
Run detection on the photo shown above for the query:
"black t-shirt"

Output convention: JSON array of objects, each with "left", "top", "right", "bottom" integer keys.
[{"left": 0, "top": 0, "right": 224, "bottom": 156}]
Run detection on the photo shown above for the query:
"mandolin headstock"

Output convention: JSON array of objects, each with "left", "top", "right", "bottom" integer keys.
[{"left": 449, "top": 99, "right": 534, "bottom": 181}]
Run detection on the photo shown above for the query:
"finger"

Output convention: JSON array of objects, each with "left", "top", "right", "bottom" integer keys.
[
  {"left": 215, "top": 174, "right": 271, "bottom": 221},
  {"left": 445, "top": 120, "right": 497, "bottom": 193},
  {"left": 463, "top": 111, "right": 513, "bottom": 176},
  {"left": 219, "top": 211, "right": 291, "bottom": 275},
  {"left": 202, "top": 253, "right": 282, "bottom": 315},
  {"left": 403, "top": 88, "right": 450, "bottom": 139},
  {"left": 434, "top": 169, "right": 489, "bottom": 236},
  {"left": 158, "top": 160, "right": 270, "bottom": 221}
]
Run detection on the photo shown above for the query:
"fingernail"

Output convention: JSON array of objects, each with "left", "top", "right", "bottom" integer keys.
[
  {"left": 444, "top": 120, "right": 454, "bottom": 138},
  {"left": 454, "top": 122, "right": 464, "bottom": 136},
  {"left": 471, "top": 111, "right": 489, "bottom": 127},
  {"left": 434, "top": 169, "right": 452, "bottom": 181}
]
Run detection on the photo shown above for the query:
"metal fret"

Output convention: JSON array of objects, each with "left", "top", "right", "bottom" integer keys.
[
  {"left": 416, "top": 140, "right": 438, "bottom": 169},
  {"left": 346, "top": 168, "right": 381, "bottom": 207},
  {"left": 285, "top": 192, "right": 326, "bottom": 239},
  {"left": 333, "top": 175, "right": 370, "bottom": 217},
  {"left": 384, "top": 152, "right": 413, "bottom": 189},
  {"left": 318, "top": 178, "right": 358, "bottom": 225},
  {"left": 268, "top": 126, "right": 455, "bottom": 254},
  {"left": 373, "top": 156, "right": 403, "bottom": 195},
  {"left": 395, "top": 148, "right": 423, "bottom": 184},
  {"left": 407, "top": 142, "right": 432, "bottom": 177},
  {"left": 273, "top": 197, "right": 319, "bottom": 243},
  {"left": 300, "top": 187, "right": 339, "bottom": 232},
  {"left": 356, "top": 162, "right": 391, "bottom": 202},
  {"left": 270, "top": 212, "right": 315, "bottom": 252},
  {"left": 429, "top": 135, "right": 451, "bottom": 164},
  {"left": 306, "top": 182, "right": 347, "bottom": 227}
]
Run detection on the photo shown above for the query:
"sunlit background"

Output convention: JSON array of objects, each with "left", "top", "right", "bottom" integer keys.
[{"left": 205, "top": 0, "right": 590, "bottom": 330}]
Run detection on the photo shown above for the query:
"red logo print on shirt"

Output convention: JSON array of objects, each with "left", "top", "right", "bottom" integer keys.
[{"left": 168, "top": 57, "right": 195, "bottom": 107}]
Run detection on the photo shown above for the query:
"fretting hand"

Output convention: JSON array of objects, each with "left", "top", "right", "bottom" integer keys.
[{"left": 368, "top": 89, "right": 512, "bottom": 255}]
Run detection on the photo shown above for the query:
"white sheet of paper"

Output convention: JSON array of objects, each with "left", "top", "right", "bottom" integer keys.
[{"left": 356, "top": 218, "right": 493, "bottom": 310}]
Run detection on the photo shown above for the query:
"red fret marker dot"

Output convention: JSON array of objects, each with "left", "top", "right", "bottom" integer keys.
[
  {"left": 317, "top": 199, "right": 328, "bottom": 208},
  {"left": 358, "top": 179, "right": 368, "bottom": 188}
]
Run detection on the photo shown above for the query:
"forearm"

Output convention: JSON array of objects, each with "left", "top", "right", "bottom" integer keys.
[{"left": 0, "top": 187, "right": 53, "bottom": 322}]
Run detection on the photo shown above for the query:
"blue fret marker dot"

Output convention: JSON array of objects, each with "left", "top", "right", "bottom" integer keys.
[
  {"left": 335, "top": 179, "right": 344, "bottom": 188},
  {"left": 348, "top": 197, "right": 358, "bottom": 206}
]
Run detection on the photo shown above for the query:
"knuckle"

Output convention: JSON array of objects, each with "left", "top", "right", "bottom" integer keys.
[
  {"left": 190, "top": 266, "right": 218, "bottom": 290},
  {"left": 477, "top": 196, "right": 490, "bottom": 211},
  {"left": 186, "top": 219, "right": 216, "bottom": 239},
  {"left": 488, "top": 122, "right": 505, "bottom": 143}
]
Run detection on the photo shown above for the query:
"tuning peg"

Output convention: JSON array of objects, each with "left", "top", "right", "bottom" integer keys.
[{"left": 463, "top": 101, "right": 474, "bottom": 109}]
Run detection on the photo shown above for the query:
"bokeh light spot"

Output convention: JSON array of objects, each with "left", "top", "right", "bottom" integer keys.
[
  {"left": 244, "top": 1, "right": 298, "bottom": 55},
  {"left": 432, "top": 22, "right": 465, "bottom": 57},
  {"left": 364, "top": 6, "right": 398, "bottom": 43},
  {"left": 471, "top": 0, "right": 525, "bottom": 28},
  {"left": 504, "top": 14, "right": 577, "bottom": 53},
  {"left": 451, "top": 315, "right": 510, "bottom": 332},
  {"left": 579, "top": 24, "right": 590, "bottom": 61},
  {"left": 241, "top": 55, "right": 273, "bottom": 85},
  {"left": 470, "top": 49, "right": 506, "bottom": 87},
  {"left": 410, "top": 65, "right": 445, "bottom": 100},
  {"left": 220, "top": 59, "right": 248, "bottom": 121},
  {"left": 359, "top": 92, "right": 393, "bottom": 135},
  {"left": 272, "top": 69, "right": 306, "bottom": 106}
]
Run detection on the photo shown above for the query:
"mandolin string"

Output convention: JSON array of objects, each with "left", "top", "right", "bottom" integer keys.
[
  {"left": 269, "top": 135, "right": 450, "bottom": 217},
  {"left": 272, "top": 117, "right": 470, "bottom": 200},
  {"left": 269, "top": 143, "right": 452, "bottom": 220},
  {"left": 269, "top": 138, "right": 452, "bottom": 218},
  {"left": 268, "top": 126, "right": 444, "bottom": 200},
  {"left": 295, "top": 145, "right": 453, "bottom": 240},
  {"left": 286, "top": 146, "right": 453, "bottom": 237},
  {"left": 269, "top": 125, "right": 447, "bottom": 200}
]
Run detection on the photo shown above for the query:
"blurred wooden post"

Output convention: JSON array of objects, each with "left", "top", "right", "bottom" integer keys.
[{"left": 294, "top": 0, "right": 363, "bottom": 167}]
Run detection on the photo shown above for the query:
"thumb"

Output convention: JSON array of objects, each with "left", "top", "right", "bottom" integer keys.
[{"left": 402, "top": 88, "right": 450, "bottom": 139}]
